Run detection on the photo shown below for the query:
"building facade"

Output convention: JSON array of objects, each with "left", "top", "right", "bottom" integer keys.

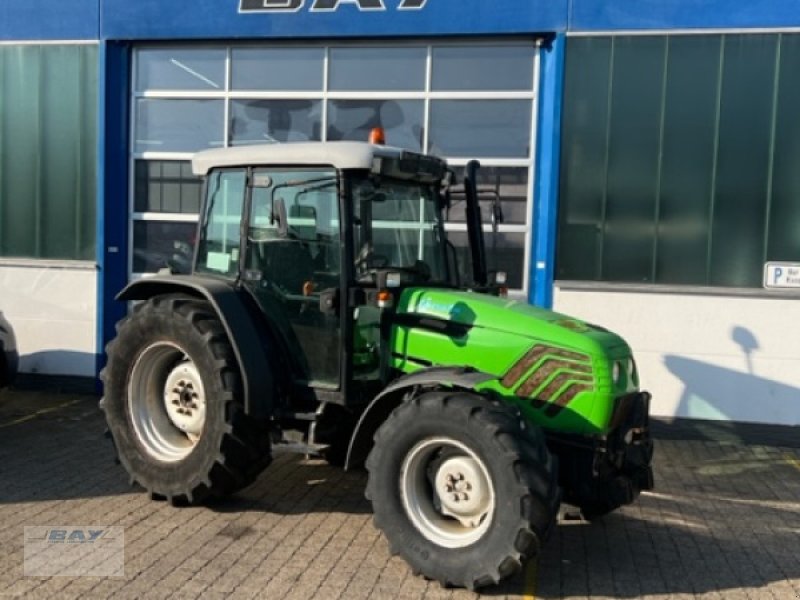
[{"left": 1, "top": 0, "right": 799, "bottom": 425}]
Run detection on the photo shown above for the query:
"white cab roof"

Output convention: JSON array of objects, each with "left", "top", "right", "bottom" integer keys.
[{"left": 192, "top": 141, "right": 408, "bottom": 175}]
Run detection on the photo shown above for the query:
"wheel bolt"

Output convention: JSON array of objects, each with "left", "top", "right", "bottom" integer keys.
[
  {"left": 459, "top": 492, "right": 469, "bottom": 501},
  {"left": 176, "top": 408, "right": 185, "bottom": 415},
  {"left": 190, "top": 403, "right": 198, "bottom": 410},
  {"left": 172, "top": 399, "right": 180, "bottom": 406},
  {"left": 452, "top": 493, "right": 460, "bottom": 502}
]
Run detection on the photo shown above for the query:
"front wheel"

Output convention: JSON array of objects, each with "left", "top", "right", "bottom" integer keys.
[{"left": 365, "top": 391, "right": 560, "bottom": 589}]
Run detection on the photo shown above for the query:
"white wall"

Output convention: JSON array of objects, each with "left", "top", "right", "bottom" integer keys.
[
  {"left": 0, "top": 260, "right": 97, "bottom": 377},
  {"left": 554, "top": 286, "right": 800, "bottom": 426}
]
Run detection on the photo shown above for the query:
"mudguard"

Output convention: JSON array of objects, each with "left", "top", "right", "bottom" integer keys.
[
  {"left": 344, "top": 366, "right": 494, "bottom": 470},
  {"left": 117, "top": 275, "right": 275, "bottom": 418}
]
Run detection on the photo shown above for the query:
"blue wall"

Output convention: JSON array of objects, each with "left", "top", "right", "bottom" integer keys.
[
  {"left": 101, "top": 0, "right": 567, "bottom": 40},
  {"left": 569, "top": 0, "right": 800, "bottom": 31},
  {"left": 0, "top": 1, "right": 99, "bottom": 40},
  {"left": 4, "top": 0, "right": 800, "bottom": 42}
]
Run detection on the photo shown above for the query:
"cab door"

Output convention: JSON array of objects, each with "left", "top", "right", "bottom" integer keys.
[{"left": 242, "top": 168, "right": 343, "bottom": 390}]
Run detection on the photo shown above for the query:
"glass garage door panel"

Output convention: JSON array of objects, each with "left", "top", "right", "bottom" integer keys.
[
  {"left": 431, "top": 46, "right": 535, "bottom": 91},
  {"left": 136, "top": 48, "right": 226, "bottom": 91},
  {"left": 135, "top": 99, "right": 224, "bottom": 153},
  {"left": 230, "top": 99, "right": 323, "bottom": 145},
  {"left": 428, "top": 100, "right": 531, "bottom": 158},
  {"left": 327, "top": 100, "right": 424, "bottom": 152},
  {"left": 329, "top": 47, "right": 426, "bottom": 91},
  {"left": 231, "top": 47, "right": 324, "bottom": 91}
]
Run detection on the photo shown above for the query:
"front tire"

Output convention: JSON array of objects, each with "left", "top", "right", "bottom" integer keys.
[
  {"left": 365, "top": 391, "right": 560, "bottom": 589},
  {"left": 100, "top": 295, "right": 271, "bottom": 505}
]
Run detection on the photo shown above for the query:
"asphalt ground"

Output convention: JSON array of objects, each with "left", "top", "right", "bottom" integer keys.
[{"left": 0, "top": 388, "right": 799, "bottom": 599}]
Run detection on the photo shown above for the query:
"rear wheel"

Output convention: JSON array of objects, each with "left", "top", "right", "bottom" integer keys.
[
  {"left": 366, "top": 391, "right": 560, "bottom": 589},
  {"left": 100, "top": 295, "right": 271, "bottom": 505}
]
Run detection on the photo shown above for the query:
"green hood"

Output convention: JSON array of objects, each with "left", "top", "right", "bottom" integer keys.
[
  {"left": 396, "top": 288, "right": 631, "bottom": 359},
  {"left": 391, "top": 288, "right": 637, "bottom": 435}
]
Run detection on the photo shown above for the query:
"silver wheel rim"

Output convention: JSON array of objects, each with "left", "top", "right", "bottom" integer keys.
[
  {"left": 400, "top": 437, "right": 495, "bottom": 549},
  {"left": 127, "top": 341, "right": 206, "bottom": 462}
]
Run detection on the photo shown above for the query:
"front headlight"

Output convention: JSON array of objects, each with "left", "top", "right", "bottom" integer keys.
[{"left": 612, "top": 361, "right": 622, "bottom": 386}]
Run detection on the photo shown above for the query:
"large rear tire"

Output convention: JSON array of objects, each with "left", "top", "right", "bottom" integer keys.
[
  {"left": 365, "top": 391, "right": 560, "bottom": 590},
  {"left": 100, "top": 295, "right": 271, "bottom": 505}
]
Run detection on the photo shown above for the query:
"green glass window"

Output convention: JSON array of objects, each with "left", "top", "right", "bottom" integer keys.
[
  {"left": 0, "top": 45, "right": 97, "bottom": 261},
  {"left": 559, "top": 33, "right": 800, "bottom": 289}
]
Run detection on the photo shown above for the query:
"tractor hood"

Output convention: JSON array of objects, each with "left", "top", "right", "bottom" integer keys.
[
  {"left": 395, "top": 288, "right": 631, "bottom": 359},
  {"left": 391, "top": 288, "right": 640, "bottom": 435}
]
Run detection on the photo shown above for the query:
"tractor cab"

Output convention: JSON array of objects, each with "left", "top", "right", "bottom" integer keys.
[{"left": 190, "top": 140, "right": 483, "bottom": 407}]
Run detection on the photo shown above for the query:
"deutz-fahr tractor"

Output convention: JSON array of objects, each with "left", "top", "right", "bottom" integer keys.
[{"left": 101, "top": 136, "right": 653, "bottom": 589}]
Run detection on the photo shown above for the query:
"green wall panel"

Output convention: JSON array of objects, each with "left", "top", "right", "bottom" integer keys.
[{"left": 0, "top": 45, "right": 97, "bottom": 261}]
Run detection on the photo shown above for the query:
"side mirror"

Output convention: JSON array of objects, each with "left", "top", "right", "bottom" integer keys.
[{"left": 274, "top": 196, "right": 289, "bottom": 238}]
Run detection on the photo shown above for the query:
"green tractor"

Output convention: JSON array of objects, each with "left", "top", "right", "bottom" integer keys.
[{"left": 101, "top": 139, "right": 653, "bottom": 589}]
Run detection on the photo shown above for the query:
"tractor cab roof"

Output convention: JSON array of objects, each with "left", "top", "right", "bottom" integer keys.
[{"left": 192, "top": 141, "right": 437, "bottom": 176}]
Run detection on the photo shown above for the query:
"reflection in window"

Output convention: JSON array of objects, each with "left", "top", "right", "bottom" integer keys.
[
  {"left": 230, "top": 100, "right": 322, "bottom": 145},
  {"left": 446, "top": 231, "right": 525, "bottom": 289},
  {"left": 429, "top": 100, "right": 531, "bottom": 158},
  {"left": 329, "top": 47, "right": 426, "bottom": 91},
  {"left": 327, "top": 100, "right": 424, "bottom": 151},
  {"left": 135, "top": 99, "right": 224, "bottom": 153},
  {"left": 136, "top": 48, "right": 226, "bottom": 91},
  {"left": 231, "top": 47, "right": 324, "bottom": 90},
  {"left": 559, "top": 33, "right": 800, "bottom": 288},
  {"left": 133, "top": 221, "right": 196, "bottom": 274},
  {"left": 446, "top": 167, "right": 529, "bottom": 225},
  {"left": 431, "top": 45, "right": 535, "bottom": 91}
]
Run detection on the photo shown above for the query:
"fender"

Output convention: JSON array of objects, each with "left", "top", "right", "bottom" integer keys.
[
  {"left": 344, "top": 366, "right": 494, "bottom": 470},
  {"left": 117, "top": 275, "right": 275, "bottom": 418}
]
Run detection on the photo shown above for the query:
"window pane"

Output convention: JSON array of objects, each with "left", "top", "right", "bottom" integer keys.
[
  {"left": 431, "top": 46, "right": 535, "bottom": 91},
  {"left": 134, "top": 160, "right": 202, "bottom": 214},
  {"left": 446, "top": 167, "right": 529, "bottom": 225},
  {"left": 132, "top": 221, "right": 196, "bottom": 274},
  {"left": 709, "top": 35, "right": 777, "bottom": 287},
  {"left": 329, "top": 47, "right": 426, "bottom": 91},
  {"left": 0, "top": 45, "right": 96, "bottom": 260},
  {"left": 231, "top": 48, "right": 324, "bottom": 90},
  {"left": 327, "top": 100, "right": 424, "bottom": 151},
  {"left": 766, "top": 34, "right": 800, "bottom": 264},
  {"left": 230, "top": 99, "right": 322, "bottom": 145},
  {"left": 136, "top": 48, "right": 226, "bottom": 91},
  {"left": 429, "top": 100, "right": 531, "bottom": 158},
  {"left": 557, "top": 37, "right": 612, "bottom": 281},
  {"left": 135, "top": 99, "right": 224, "bottom": 153},
  {"left": 602, "top": 36, "right": 665, "bottom": 283},
  {"left": 656, "top": 36, "right": 720, "bottom": 285},
  {"left": 197, "top": 170, "right": 247, "bottom": 276},
  {"left": 446, "top": 231, "right": 525, "bottom": 290}
]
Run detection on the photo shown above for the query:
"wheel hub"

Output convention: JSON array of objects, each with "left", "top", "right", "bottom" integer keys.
[
  {"left": 400, "top": 437, "right": 495, "bottom": 548},
  {"left": 163, "top": 362, "right": 206, "bottom": 440},
  {"left": 434, "top": 456, "right": 490, "bottom": 527},
  {"left": 127, "top": 341, "right": 206, "bottom": 462}
]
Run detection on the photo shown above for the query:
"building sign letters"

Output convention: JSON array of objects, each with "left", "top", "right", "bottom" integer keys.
[{"left": 240, "top": 0, "right": 428, "bottom": 13}]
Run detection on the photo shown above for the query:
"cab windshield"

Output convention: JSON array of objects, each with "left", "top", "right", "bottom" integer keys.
[{"left": 351, "top": 175, "right": 449, "bottom": 285}]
